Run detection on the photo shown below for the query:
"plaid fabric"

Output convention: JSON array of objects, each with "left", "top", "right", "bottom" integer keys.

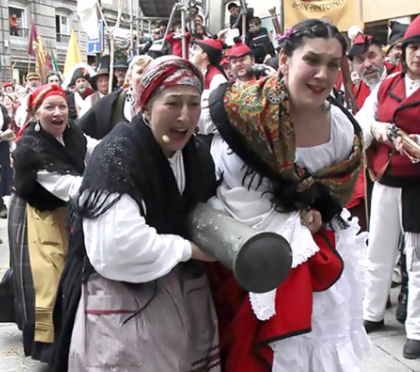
[{"left": 8, "top": 193, "right": 36, "bottom": 355}]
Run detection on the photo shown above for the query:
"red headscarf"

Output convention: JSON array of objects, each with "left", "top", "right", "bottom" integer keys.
[
  {"left": 16, "top": 84, "right": 67, "bottom": 143},
  {"left": 135, "top": 56, "right": 203, "bottom": 111},
  {"left": 28, "top": 84, "right": 67, "bottom": 115}
]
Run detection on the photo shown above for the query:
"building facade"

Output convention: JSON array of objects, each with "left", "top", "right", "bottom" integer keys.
[{"left": 0, "top": 0, "right": 134, "bottom": 83}]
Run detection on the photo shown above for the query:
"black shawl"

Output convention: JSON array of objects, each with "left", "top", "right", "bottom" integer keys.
[
  {"left": 78, "top": 90, "right": 128, "bottom": 140},
  {"left": 13, "top": 120, "right": 87, "bottom": 212},
  {"left": 50, "top": 114, "right": 217, "bottom": 372}
]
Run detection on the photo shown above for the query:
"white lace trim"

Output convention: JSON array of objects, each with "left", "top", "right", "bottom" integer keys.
[
  {"left": 249, "top": 213, "right": 320, "bottom": 320},
  {"left": 268, "top": 209, "right": 371, "bottom": 372}
]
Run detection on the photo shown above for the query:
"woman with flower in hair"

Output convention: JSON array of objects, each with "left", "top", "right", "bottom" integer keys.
[
  {"left": 50, "top": 56, "right": 221, "bottom": 372},
  {"left": 207, "top": 19, "right": 370, "bottom": 372},
  {"left": 10, "top": 84, "right": 98, "bottom": 364}
]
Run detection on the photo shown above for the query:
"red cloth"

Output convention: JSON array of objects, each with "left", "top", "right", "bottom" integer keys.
[
  {"left": 334, "top": 70, "right": 343, "bottom": 91},
  {"left": 28, "top": 84, "right": 66, "bottom": 114},
  {"left": 207, "top": 229, "right": 342, "bottom": 372},
  {"left": 165, "top": 32, "right": 191, "bottom": 59},
  {"left": 345, "top": 81, "right": 371, "bottom": 210},
  {"left": 353, "top": 81, "right": 371, "bottom": 112},
  {"left": 367, "top": 72, "right": 420, "bottom": 178},
  {"left": 404, "top": 15, "right": 420, "bottom": 41},
  {"left": 204, "top": 65, "right": 224, "bottom": 90},
  {"left": 385, "top": 61, "right": 402, "bottom": 75}
]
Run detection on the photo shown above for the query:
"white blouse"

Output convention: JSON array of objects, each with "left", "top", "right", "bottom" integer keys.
[
  {"left": 209, "top": 104, "right": 356, "bottom": 321},
  {"left": 295, "top": 105, "right": 354, "bottom": 173},
  {"left": 198, "top": 72, "right": 227, "bottom": 135},
  {"left": 36, "top": 134, "right": 99, "bottom": 202},
  {"left": 82, "top": 150, "right": 193, "bottom": 283}
]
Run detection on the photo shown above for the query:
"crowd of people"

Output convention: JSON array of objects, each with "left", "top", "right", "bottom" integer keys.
[{"left": 0, "top": 1, "right": 420, "bottom": 371}]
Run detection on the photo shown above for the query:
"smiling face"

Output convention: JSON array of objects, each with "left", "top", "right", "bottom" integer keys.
[
  {"left": 2, "top": 96, "right": 13, "bottom": 109},
  {"left": 37, "top": 95, "right": 69, "bottom": 137},
  {"left": 145, "top": 85, "right": 201, "bottom": 157},
  {"left": 280, "top": 37, "right": 342, "bottom": 109},
  {"left": 193, "top": 16, "right": 204, "bottom": 26},
  {"left": 406, "top": 42, "right": 420, "bottom": 79}
]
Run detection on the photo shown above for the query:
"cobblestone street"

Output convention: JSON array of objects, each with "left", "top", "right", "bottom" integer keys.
[{"left": 0, "top": 203, "right": 419, "bottom": 371}]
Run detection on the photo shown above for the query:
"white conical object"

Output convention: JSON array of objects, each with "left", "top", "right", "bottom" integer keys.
[{"left": 348, "top": 25, "right": 363, "bottom": 41}]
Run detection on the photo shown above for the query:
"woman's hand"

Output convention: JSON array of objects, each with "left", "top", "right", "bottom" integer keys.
[
  {"left": 300, "top": 209, "right": 323, "bottom": 235},
  {"left": 191, "top": 243, "right": 217, "bottom": 262}
]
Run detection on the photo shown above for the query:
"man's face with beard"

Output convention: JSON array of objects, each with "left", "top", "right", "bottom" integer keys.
[
  {"left": 352, "top": 44, "right": 385, "bottom": 88},
  {"left": 230, "top": 55, "right": 254, "bottom": 82},
  {"left": 75, "top": 78, "right": 89, "bottom": 94},
  {"left": 27, "top": 78, "right": 41, "bottom": 92},
  {"left": 387, "top": 42, "right": 403, "bottom": 66}
]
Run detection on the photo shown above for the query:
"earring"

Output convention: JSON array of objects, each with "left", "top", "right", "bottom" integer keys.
[
  {"left": 35, "top": 121, "right": 41, "bottom": 132},
  {"left": 321, "top": 102, "right": 331, "bottom": 114}
]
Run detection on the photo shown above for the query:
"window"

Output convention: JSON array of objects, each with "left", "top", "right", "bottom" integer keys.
[
  {"left": 56, "top": 14, "right": 70, "bottom": 43},
  {"left": 9, "top": 6, "right": 27, "bottom": 38}
]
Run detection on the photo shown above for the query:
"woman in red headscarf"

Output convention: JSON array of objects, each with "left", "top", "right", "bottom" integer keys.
[
  {"left": 8, "top": 84, "right": 98, "bottom": 364},
  {"left": 50, "top": 56, "right": 220, "bottom": 372}
]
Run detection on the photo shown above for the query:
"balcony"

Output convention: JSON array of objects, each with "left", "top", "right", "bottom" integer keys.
[
  {"left": 56, "top": 33, "right": 70, "bottom": 50},
  {"left": 10, "top": 28, "right": 29, "bottom": 51}
]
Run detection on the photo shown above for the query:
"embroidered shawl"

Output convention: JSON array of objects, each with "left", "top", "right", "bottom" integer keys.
[{"left": 209, "top": 76, "right": 363, "bottom": 222}]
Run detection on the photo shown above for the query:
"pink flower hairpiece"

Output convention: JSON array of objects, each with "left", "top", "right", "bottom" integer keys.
[{"left": 276, "top": 29, "right": 297, "bottom": 44}]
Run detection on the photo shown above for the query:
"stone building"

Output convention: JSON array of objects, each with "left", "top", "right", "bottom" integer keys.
[{"left": 0, "top": 0, "right": 135, "bottom": 82}]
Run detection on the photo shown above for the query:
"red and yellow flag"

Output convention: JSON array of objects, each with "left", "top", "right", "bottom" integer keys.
[{"left": 28, "top": 23, "right": 53, "bottom": 81}]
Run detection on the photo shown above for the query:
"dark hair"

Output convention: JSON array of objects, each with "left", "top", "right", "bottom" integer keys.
[
  {"left": 47, "top": 71, "right": 61, "bottom": 83},
  {"left": 401, "top": 36, "right": 420, "bottom": 74},
  {"left": 249, "top": 17, "right": 261, "bottom": 26},
  {"left": 173, "top": 20, "right": 182, "bottom": 29},
  {"left": 227, "top": 2, "right": 239, "bottom": 10},
  {"left": 265, "top": 56, "right": 279, "bottom": 70},
  {"left": 279, "top": 19, "right": 347, "bottom": 57},
  {"left": 194, "top": 14, "right": 204, "bottom": 21}
]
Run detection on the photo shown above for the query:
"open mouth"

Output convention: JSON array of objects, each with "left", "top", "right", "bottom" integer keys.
[
  {"left": 51, "top": 119, "right": 65, "bottom": 127},
  {"left": 307, "top": 84, "right": 326, "bottom": 95},
  {"left": 168, "top": 127, "right": 189, "bottom": 141}
]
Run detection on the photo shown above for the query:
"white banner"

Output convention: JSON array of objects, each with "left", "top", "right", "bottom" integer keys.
[{"left": 77, "top": 0, "right": 100, "bottom": 39}]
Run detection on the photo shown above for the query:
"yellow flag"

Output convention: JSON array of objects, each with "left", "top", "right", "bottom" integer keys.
[
  {"left": 64, "top": 30, "right": 82, "bottom": 77},
  {"left": 284, "top": 0, "right": 363, "bottom": 31}
]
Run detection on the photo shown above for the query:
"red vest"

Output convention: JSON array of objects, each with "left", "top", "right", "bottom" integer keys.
[
  {"left": 385, "top": 61, "right": 402, "bottom": 75},
  {"left": 353, "top": 81, "right": 371, "bottom": 111},
  {"left": 368, "top": 73, "right": 420, "bottom": 178},
  {"left": 205, "top": 65, "right": 224, "bottom": 90}
]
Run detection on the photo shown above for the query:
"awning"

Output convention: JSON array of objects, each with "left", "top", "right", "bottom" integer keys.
[{"left": 138, "top": 0, "right": 176, "bottom": 18}]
